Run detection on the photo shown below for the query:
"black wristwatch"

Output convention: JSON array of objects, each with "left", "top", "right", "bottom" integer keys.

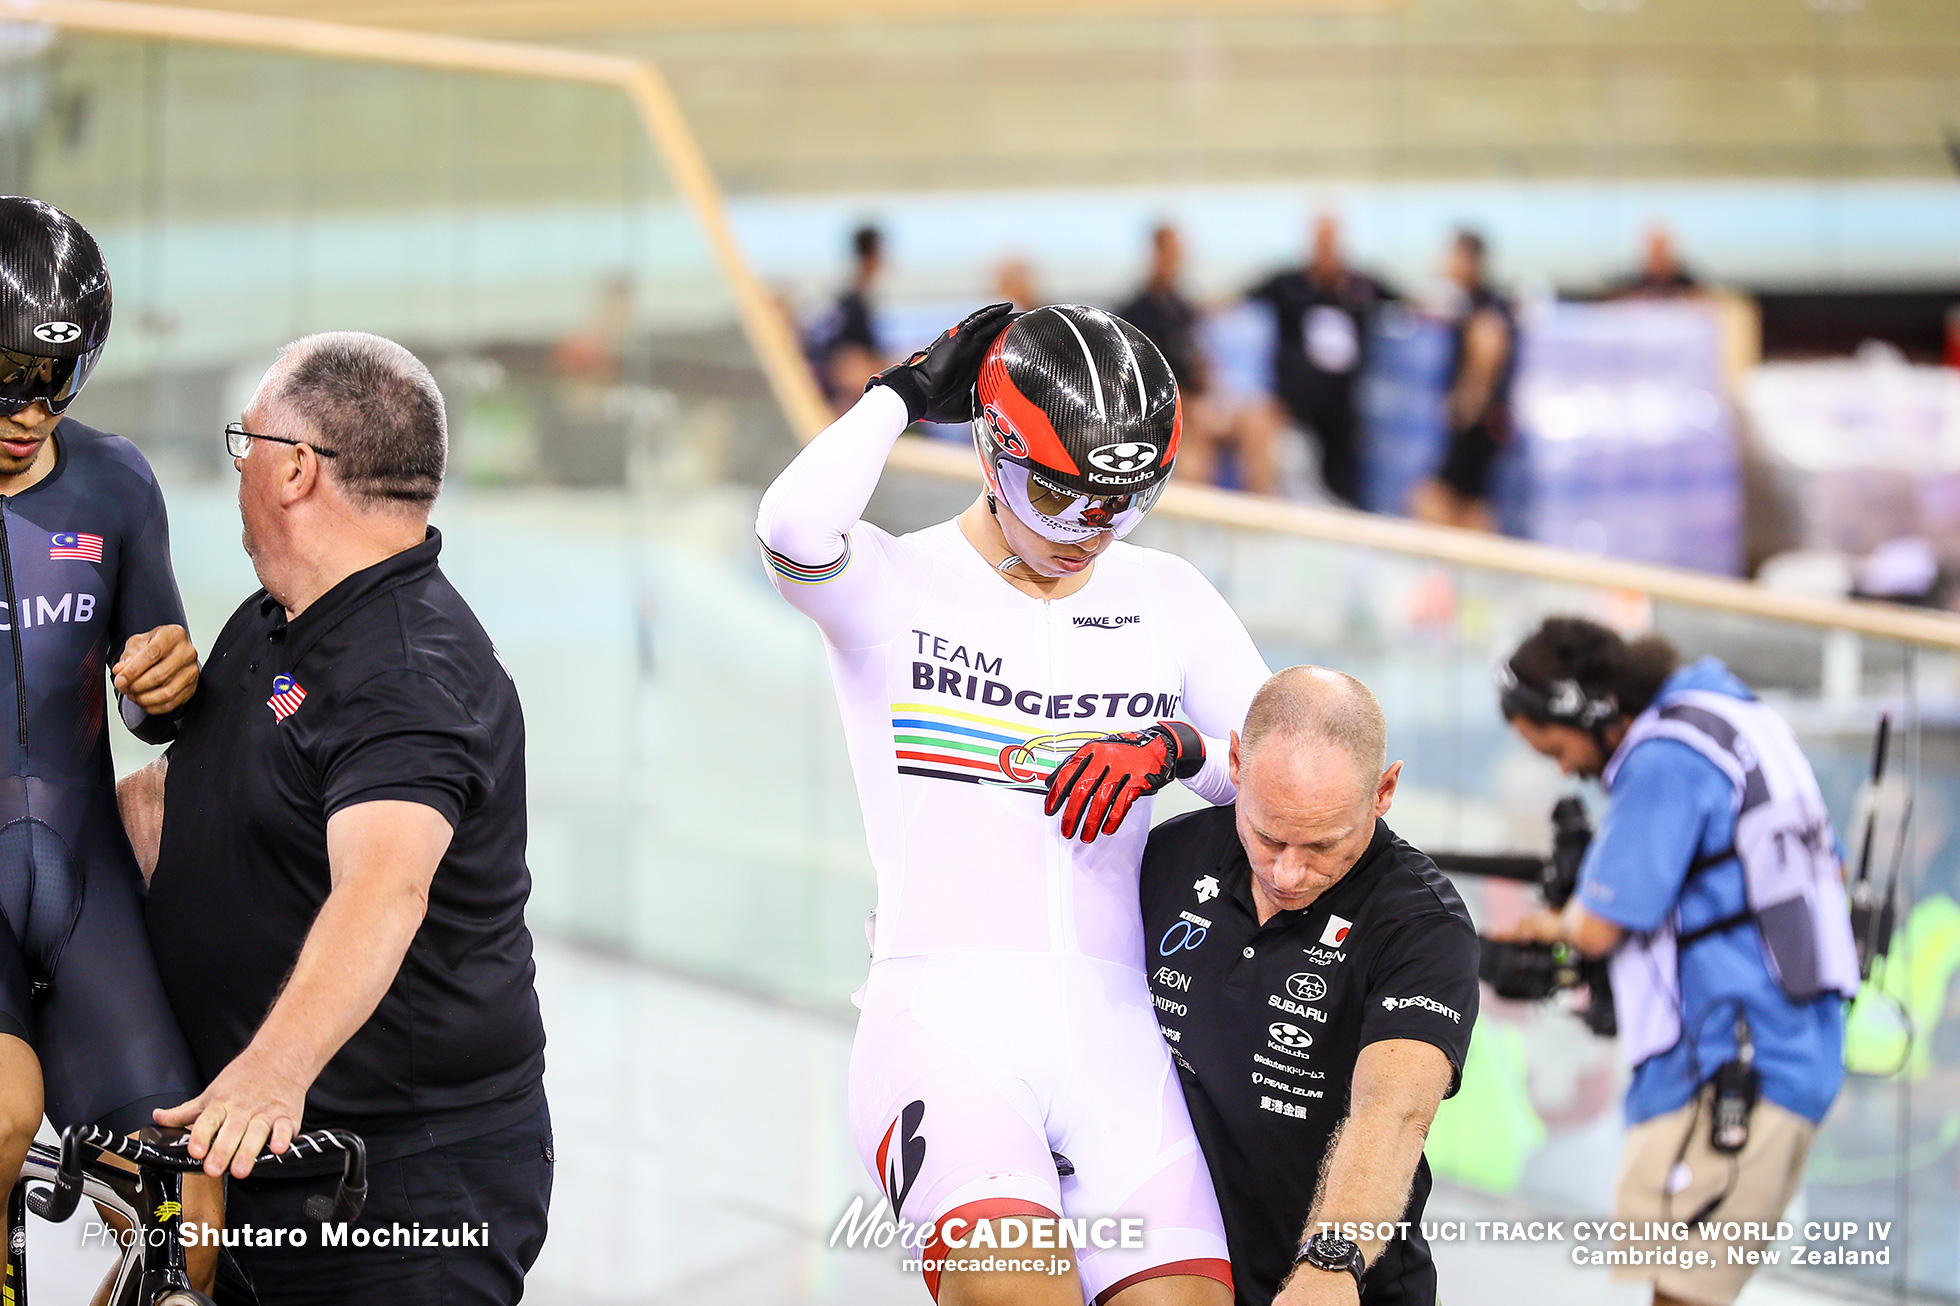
[{"left": 1296, "top": 1232, "right": 1365, "bottom": 1293}]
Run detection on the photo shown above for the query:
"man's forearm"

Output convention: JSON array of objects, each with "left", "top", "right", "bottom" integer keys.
[
  {"left": 1303, "top": 1099, "right": 1434, "bottom": 1266},
  {"left": 244, "top": 870, "right": 427, "bottom": 1087},
  {"left": 116, "top": 755, "right": 167, "bottom": 884},
  {"left": 1560, "top": 901, "right": 1625, "bottom": 959},
  {"left": 1277, "top": 1040, "right": 1455, "bottom": 1305}
]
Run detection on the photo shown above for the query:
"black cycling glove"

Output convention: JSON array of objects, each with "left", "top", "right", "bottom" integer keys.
[{"left": 867, "top": 302, "right": 1017, "bottom": 425}]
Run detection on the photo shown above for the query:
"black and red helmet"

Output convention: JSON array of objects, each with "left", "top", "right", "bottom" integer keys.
[
  {"left": 972, "top": 304, "right": 1181, "bottom": 542},
  {"left": 0, "top": 197, "right": 112, "bottom": 416}
]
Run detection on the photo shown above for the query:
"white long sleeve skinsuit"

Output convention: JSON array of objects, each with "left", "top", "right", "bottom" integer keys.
[{"left": 757, "top": 385, "right": 1270, "bottom": 1301}]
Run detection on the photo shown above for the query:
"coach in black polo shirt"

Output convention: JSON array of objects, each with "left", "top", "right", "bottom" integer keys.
[
  {"left": 1143, "top": 667, "right": 1477, "bottom": 1306},
  {"left": 118, "top": 332, "right": 548, "bottom": 1306}
]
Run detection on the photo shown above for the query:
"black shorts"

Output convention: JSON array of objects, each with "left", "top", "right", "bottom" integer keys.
[
  {"left": 215, "top": 1098, "right": 554, "bottom": 1306},
  {"left": 0, "top": 786, "right": 202, "bottom": 1132},
  {"left": 1436, "top": 419, "right": 1505, "bottom": 503}
]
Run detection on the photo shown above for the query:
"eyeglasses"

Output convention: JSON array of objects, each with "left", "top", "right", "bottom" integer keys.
[{"left": 224, "top": 422, "right": 339, "bottom": 460}]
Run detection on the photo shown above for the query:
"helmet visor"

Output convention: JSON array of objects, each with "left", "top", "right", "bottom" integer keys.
[
  {"left": 995, "top": 459, "right": 1164, "bottom": 543},
  {"left": 0, "top": 346, "right": 101, "bottom": 416}
]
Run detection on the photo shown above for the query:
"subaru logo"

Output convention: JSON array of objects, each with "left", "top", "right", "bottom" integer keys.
[
  {"left": 1286, "top": 972, "right": 1327, "bottom": 1003},
  {"left": 32, "top": 320, "right": 80, "bottom": 344},
  {"left": 1086, "top": 442, "right": 1158, "bottom": 474}
]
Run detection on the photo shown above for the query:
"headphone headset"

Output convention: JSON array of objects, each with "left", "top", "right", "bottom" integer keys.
[{"left": 1495, "top": 661, "right": 1619, "bottom": 731}]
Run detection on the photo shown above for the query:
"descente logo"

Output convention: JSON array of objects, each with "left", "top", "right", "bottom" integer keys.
[
  {"left": 1381, "top": 994, "right": 1462, "bottom": 1023},
  {"left": 1071, "top": 615, "right": 1141, "bottom": 629}
]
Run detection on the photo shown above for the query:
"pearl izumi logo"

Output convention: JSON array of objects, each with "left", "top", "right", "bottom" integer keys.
[
  {"left": 1086, "top": 441, "right": 1158, "bottom": 474},
  {"left": 32, "top": 320, "right": 79, "bottom": 344}
]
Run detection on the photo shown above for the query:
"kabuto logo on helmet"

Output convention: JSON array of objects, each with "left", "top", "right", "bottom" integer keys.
[
  {"left": 32, "top": 320, "right": 80, "bottom": 344},
  {"left": 1087, "top": 442, "right": 1159, "bottom": 475}
]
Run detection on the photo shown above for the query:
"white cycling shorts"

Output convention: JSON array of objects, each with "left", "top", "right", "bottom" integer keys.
[{"left": 849, "top": 951, "right": 1232, "bottom": 1303}]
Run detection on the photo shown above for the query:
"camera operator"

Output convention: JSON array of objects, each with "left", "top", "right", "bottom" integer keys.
[{"left": 1495, "top": 617, "right": 1858, "bottom": 1306}]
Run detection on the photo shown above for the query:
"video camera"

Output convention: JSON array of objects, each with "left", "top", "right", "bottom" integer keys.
[{"left": 1430, "top": 797, "right": 1617, "bottom": 1038}]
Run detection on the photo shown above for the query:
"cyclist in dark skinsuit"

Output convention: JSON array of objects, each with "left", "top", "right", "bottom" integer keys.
[{"left": 0, "top": 198, "right": 213, "bottom": 1290}]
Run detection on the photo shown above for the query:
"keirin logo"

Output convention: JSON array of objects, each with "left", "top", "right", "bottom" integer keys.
[
  {"left": 1086, "top": 441, "right": 1158, "bottom": 474},
  {"left": 32, "top": 320, "right": 80, "bottom": 344}
]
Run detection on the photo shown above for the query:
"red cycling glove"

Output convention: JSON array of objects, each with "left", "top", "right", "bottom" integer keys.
[{"left": 1044, "top": 721, "right": 1205, "bottom": 843}]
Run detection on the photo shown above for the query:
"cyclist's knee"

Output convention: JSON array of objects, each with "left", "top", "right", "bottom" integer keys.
[
  {"left": 937, "top": 1218, "right": 1081, "bottom": 1306},
  {"left": 0, "top": 1034, "right": 44, "bottom": 1162}
]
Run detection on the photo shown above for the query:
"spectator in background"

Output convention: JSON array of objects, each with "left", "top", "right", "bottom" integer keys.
[
  {"left": 1119, "top": 224, "right": 1205, "bottom": 393},
  {"left": 1122, "top": 225, "right": 1281, "bottom": 494},
  {"left": 1247, "top": 214, "right": 1390, "bottom": 507},
  {"left": 1128, "top": 223, "right": 1277, "bottom": 494},
  {"left": 1611, "top": 224, "right": 1702, "bottom": 300},
  {"left": 993, "top": 255, "right": 1043, "bottom": 311},
  {"left": 1411, "top": 229, "right": 1514, "bottom": 532},
  {"left": 551, "top": 274, "right": 633, "bottom": 384},
  {"left": 808, "top": 224, "right": 886, "bottom": 413}
]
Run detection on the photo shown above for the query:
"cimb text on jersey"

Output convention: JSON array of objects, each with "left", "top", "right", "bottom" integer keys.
[{"left": 0, "top": 590, "right": 98, "bottom": 629}]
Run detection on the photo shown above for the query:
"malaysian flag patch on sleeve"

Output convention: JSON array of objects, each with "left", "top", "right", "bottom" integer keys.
[
  {"left": 267, "top": 674, "right": 307, "bottom": 721},
  {"left": 50, "top": 532, "right": 103, "bottom": 562}
]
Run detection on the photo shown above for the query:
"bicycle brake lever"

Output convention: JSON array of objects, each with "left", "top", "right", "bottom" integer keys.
[
  {"left": 28, "top": 1127, "right": 91, "bottom": 1222},
  {"left": 302, "top": 1178, "right": 367, "bottom": 1225},
  {"left": 296, "top": 1131, "right": 368, "bottom": 1224}
]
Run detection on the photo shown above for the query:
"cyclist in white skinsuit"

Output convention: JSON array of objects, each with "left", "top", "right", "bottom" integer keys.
[{"left": 758, "top": 304, "right": 1269, "bottom": 1306}]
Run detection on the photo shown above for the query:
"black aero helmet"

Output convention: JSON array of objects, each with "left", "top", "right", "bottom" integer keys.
[
  {"left": 972, "top": 304, "right": 1180, "bottom": 542},
  {"left": 0, "top": 197, "right": 111, "bottom": 416}
]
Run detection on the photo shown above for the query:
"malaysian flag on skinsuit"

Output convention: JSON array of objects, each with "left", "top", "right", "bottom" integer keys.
[
  {"left": 49, "top": 532, "right": 103, "bottom": 562},
  {"left": 267, "top": 674, "right": 307, "bottom": 721}
]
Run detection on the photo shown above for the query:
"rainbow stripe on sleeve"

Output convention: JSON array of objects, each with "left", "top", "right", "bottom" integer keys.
[
  {"left": 761, "top": 538, "right": 851, "bottom": 585},
  {"left": 891, "top": 701, "right": 1101, "bottom": 792}
]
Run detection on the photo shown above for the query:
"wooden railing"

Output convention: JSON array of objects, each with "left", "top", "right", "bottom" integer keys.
[
  {"left": 14, "top": 0, "right": 834, "bottom": 444},
  {"left": 885, "top": 437, "right": 1960, "bottom": 650},
  {"left": 23, "top": 0, "right": 1960, "bottom": 652}
]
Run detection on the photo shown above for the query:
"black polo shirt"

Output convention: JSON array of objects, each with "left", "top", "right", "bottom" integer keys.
[
  {"left": 146, "top": 528, "right": 546, "bottom": 1162},
  {"left": 1141, "top": 808, "right": 1478, "bottom": 1306},
  {"left": 1245, "top": 266, "right": 1389, "bottom": 399}
]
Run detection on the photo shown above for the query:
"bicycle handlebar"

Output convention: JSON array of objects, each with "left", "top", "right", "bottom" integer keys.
[{"left": 31, "top": 1124, "right": 368, "bottom": 1226}]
